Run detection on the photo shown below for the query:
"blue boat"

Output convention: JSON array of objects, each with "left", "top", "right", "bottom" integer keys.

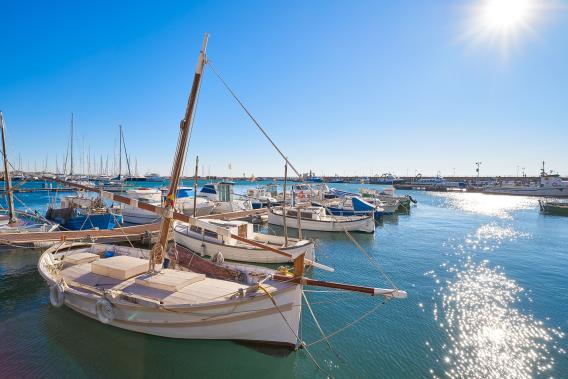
[
  {"left": 351, "top": 197, "right": 384, "bottom": 220},
  {"left": 314, "top": 196, "right": 383, "bottom": 220},
  {"left": 59, "top": 212, "right": 121, "bottom": 230},
  {"left": 45, "top": 195, "right": 122, "bottom": 230}
]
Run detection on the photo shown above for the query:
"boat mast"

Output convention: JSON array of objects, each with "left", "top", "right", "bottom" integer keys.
[
  {"left": 70, "top": 113, "right": 74, "bottom": 176},
  {"left": 193, "top": 155, "right": 199, "bottom": 217},
  {"left": 118, "top": 125, "right": 122, "bottom": 179},
  {"left": 0, "top": 112, "right": 17, "bottom": 224},
  {"left": 149, "top": 33, "right": 208, "bottom": 272}
]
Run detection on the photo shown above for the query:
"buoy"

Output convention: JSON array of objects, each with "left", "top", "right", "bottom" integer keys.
[
  {"left": 49, "top": 282, "right": 65, "bottom": 307},
  {"left": 95, "top": 298, "right": 115, "bottom": 324}
]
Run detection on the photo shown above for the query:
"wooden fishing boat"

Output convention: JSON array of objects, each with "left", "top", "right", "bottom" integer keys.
[
  {"left": 539, "top": 200, "right": 568, "bottom": 216},
  {"left": 38, "top": 242, "right": 303, "bottom": 347},
  {"left": 268, "top": 205, "right": 375, "bottom": 233},
  {"left": 39, "top": 34, "right": 404, "bottom": 349},
  {"left": 174, "top": 218, "right": 315, "bottom": 264}
]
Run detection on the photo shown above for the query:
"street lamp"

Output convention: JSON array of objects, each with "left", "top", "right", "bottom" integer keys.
[{"left": 475, "top": 162, "right": 482, "bottom": 184}]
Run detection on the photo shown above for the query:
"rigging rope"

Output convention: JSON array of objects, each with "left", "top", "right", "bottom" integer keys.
[{"left": 207, "top": 60, "right": 302, "bottom": 178}]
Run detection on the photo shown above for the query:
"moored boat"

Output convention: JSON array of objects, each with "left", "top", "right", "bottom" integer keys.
[
  {"left": 46, "top": 194, "right": 122, "bottom": 230},
  {"left": 539, "top": 200, "right": 568, "bottom": 216},
  {"left": 174, "top": 218, "right": 315, "bottom": 264},
  {"left": 268, "top": 205, "right": 375, "bottom": 233}
]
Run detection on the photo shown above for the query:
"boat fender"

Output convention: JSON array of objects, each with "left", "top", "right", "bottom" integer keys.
[
  {"left": 212, "top": 252, "right": 224, "bottom": 265},
  {"left": 49, "top": 282, "right": 65, "bottom": 308},
  {"left": 96, "top": 298, "right": 115, "bottom": 324}
]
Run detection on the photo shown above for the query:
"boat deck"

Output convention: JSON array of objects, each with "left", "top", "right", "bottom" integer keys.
[{"left": 59, "top": 255, "right": 281, "bottom": 306}]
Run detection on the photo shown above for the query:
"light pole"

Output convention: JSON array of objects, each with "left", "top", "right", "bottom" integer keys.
[{"left": 475, "top": 162, "right": 482, "bottom": 184}]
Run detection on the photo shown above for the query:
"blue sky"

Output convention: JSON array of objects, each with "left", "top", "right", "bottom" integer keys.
[{"left": 1, "top": 1, "right": 567, "bottom": 177}]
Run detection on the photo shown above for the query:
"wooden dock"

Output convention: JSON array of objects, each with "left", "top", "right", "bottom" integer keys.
[
  {"left": 0, "top": 208, "right": 268, "bottom": 248},
  {"left": 0, "top": 223, "right": 160, "bottom": 248}
]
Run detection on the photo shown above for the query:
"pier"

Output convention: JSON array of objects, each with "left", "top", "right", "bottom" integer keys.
[{"left": 0, "top": 223, "right": 160, "bottom": 247}]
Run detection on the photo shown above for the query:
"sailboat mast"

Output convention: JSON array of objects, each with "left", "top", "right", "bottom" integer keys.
[
  {"left": 70, "top": 113, "right": 74, "bottom": 176},
  {"left": 0, "top": 112, "right": 17, "bottom": 224},
  {"left": 118, "top": 125, "right": 122, "bottom": 179},
  {"left": 150, "top": 33, "right": 209, "bottom": 272}
]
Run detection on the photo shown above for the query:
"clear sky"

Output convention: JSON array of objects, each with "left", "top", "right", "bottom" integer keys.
[{"left": 1, "top": 0, "right": 567, "bottom": 177}]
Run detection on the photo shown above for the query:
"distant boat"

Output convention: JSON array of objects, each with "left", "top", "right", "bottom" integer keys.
[
  {"left": 484, "top": 172, "right": 568, "bottom": 197},
  {"left": 360, "top": 187, "right": 416, "bottom": 211},
  {"left": 370, "top": 173, "right": 404, "bottom": 185},
  {"left": 198, "top": 182, "right": 252, "bottom": 214},
  {"left": 246, "top": 184, "right": 279, "bottom": 209},
  {"left": 414, "top": 176, "right": 466, "bottom": 188},
  {"left": 174, "top": 219, "right": 315, "bottom": 264},
  {"left": 46, "top": 194, "right": 122, "bottom": 230},
  {"left": 268, "top": 205, "right": 375, "bottom": 233},
  {"left": 539, "top": 200, "right": 568, "bottom": 216},
  {"left": 315, "top": 197, "right": 385, "bottom": 220},
  {"left": 145, "top": 173, "right": 163, "bottom": 182}
]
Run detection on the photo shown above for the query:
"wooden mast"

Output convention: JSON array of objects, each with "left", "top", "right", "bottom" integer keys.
[
  {"left": 0, "top": 112, "right": 17, "bottom": 224},
  {"left": 149, "top": 33, "right": 209, "bottom": 272}
]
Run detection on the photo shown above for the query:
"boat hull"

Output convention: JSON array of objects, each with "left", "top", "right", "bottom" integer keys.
[
  {"left": 484, "top": 187, "right": 568, "bottom": 197},
  {"left": 122, "top": 207, "right": 160, "bottom": 224},
  {"left": 38, "top": 245, "right": 302, "bottom": 348},
  {"left": 174, "top": 228, "right": 315, "bottom": 264},
  {"left": 268, "top": 208, "right": 375, "bottom": 233}
]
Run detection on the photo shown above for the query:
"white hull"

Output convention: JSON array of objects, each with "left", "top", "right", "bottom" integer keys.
[
  {"left": 122, "top": 207, "right": 160, "bottom": 224},
  {"left": 60, "top": 281, "right": 301, "bottom": 345},
  {"left": 211, "top": 200, "right": 251, "bottom": 214},
  {"left": 484, "top": 187, "right": 568, "bottom": 197},
  {"left": 175, "top": 201, "right": 215, "bottom": 217},
  {"left": 38, "top": 244, "right": 302, "bottom": 347},
  {"left": 268, "top": 208, "right": 375, "bottom": 233},
  {"left": 174, "top": 227, "right": 315, "bottom": 264}
]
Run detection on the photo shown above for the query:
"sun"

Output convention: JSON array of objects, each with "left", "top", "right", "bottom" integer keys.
[
  {"left": 461, "top": 0, "right": 556, "bottom": 57},
  {"left": 482, "top": 0, "right": 533, "bottom": 30}
]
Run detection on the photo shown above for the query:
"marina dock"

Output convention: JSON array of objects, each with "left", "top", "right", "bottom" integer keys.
[{"left": 0, "top": 223, "right": 160, "bottom": 247}]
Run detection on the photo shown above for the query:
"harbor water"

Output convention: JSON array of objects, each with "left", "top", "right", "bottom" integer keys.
[{"left": 0, "top": 182, "right": 566, "bottom": 378}]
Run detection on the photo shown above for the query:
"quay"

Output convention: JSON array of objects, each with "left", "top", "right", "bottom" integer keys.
[{"left": 0, "top": 223, "right": 160, "bottom": 248}]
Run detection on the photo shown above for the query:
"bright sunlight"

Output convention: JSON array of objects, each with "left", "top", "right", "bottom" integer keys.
[
  {"left": 463, "top": 0, "right": 556, "bottom": 57},
  {"left": 482, "top": 0, "right": 533, "bottom": 30}
]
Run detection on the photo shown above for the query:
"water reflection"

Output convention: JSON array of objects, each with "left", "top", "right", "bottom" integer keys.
[
  {"left": 433, "top": 193, "right": 537, "bottom": 219},
  {"left": 431, "top": 259, "right": 563, "bottom": 379},
  {"left": 465, "top": 222, "right": 530, "bottom": 251}
]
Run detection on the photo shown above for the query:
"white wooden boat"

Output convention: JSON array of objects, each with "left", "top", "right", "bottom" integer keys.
[
  {"left": 39, "top": 34, "right": 404, "bottom": 349},
  {"left": 172, "top": 188, "right": 215, "bottom": 216},
  {"left": 268, "top": 206, "right": 375, "bottom": 233},
  {"left": 174, "top": 219, "right": 315, "bottom": 264},
  {"left": 38, "top": 242, "right": 302, "bottom": 347},
  {"left": 121, "top": 188, "right": 162, "bottom": 224}
]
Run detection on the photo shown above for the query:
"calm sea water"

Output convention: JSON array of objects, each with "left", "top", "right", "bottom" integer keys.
[{"left": 0, "top": 182, "right": 566, "bottom": 378}]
